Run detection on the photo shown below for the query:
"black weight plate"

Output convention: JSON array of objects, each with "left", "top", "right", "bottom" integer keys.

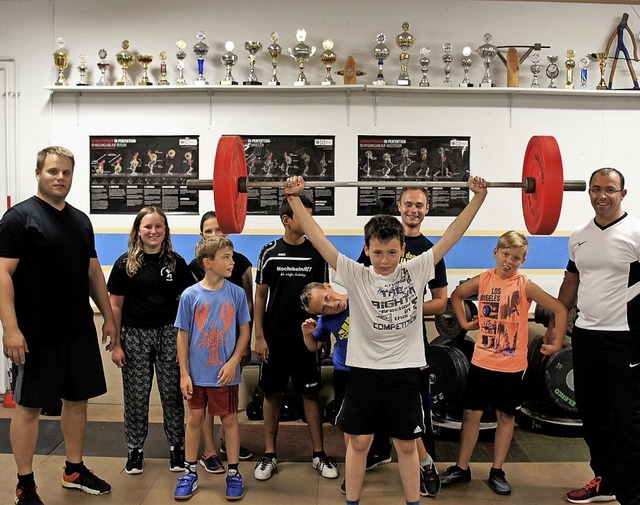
[
  {"left": 434, "top": 299, "right": 478, "bottom": 341},
  {"left": 534, "top": 303, "right": 578, "bottom": 336},
  {"left": 429, "top": 345, "right": 468, "bottom": 413},
  {"left": 544, "top": 344, "right": 578, "bottom": 413}
]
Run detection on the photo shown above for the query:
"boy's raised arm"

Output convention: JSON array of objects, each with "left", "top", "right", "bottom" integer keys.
[
  {"left": 432, "top": 176, "right": 487, "bottom": 264},
  {"left": 285, "top": 176, "right": 339, "bottom": 270}
]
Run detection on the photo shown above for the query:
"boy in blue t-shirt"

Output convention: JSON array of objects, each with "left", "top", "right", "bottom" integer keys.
[{"left": 174, "top": 236, "right": 251, "bottom": 502}]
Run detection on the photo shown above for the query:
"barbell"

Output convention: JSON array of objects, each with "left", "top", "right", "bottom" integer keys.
[{"left": 187, "top": 135, "right": 586, "bottom": 235}]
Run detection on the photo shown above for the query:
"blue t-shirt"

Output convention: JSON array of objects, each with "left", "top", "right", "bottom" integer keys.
[
  {"left": 175, "top": 281, "right": 251, "bottom": 387},
  {"left": 313, "top": 303, "right": 350, "bottom": 372}
]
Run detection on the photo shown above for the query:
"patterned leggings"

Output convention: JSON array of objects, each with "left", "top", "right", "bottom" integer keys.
[{"left": 120, "top": 324, "right": 185, "bottom": 450}]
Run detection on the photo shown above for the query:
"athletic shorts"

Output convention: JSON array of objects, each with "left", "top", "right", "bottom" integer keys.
[
  {"left": 336, "top": 367, "right": 425, "bottom": 440},
  {"left": 332, "top": 368, "right": 349, "bottom": 406},
  {"left": 258, "top": 336, "right": 322, "bottom": 395},
  {"left": 13, "top": 333, "right": 107, "bottom": 410},
  {"left": 461, "top": 363, "right": 524, "bottom": 416},
  {"left": 189, "top": 384, "right": 239, "bottom": 417}
]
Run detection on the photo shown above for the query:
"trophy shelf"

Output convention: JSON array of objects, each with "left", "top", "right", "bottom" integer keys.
[{"left": 44, "top": 84, "right": 365, "bottom": 94}]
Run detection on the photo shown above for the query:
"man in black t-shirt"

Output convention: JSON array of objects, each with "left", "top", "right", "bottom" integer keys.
[{"left": 0, "top": 146, "right": 116, "bottom": 505}]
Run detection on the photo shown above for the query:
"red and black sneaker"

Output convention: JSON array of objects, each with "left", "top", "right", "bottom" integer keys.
[
  {"left": 15, "top": 484, "right": 44, "bottom": 505},
  {"left": 565, "top": 477, "right": 616, "bottom": 504}
]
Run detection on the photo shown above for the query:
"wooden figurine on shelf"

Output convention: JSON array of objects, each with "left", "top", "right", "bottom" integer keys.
[
  {"left": 336, "top": 55, "right": 365, "bottom": 84},
  {"left": 604, "top": 12, "right": 640, "bottom": 89}
]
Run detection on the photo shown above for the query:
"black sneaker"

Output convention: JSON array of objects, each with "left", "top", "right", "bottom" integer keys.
[
  {"left": 15, "top": 485, "right": 44, "bottom": 505},
  {"left": 488, "top": 467, "right": 511, "bottom": 495},
  {"left": 440, "top": 465, "right": 471, "bottom": 486},
  {"left": 61, "top": 464, "right": 111, "bottom": 495},
  {"left": 365, "top": 453, "right": 392, "bottom": 471},
  {"left": 420, "top": 462, "right": 441, "bottom": 497},
  {"left": 125, "top": 448, "right": 144, "bottom": 475},
  {"left": 170, "top": 447, "right": 185, "bottom": 472},
  {"left": 220, "top": 440, "right": 254, "bottom": 461}
]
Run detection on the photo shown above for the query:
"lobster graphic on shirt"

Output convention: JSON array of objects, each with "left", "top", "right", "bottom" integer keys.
[{"left": 194, "top": 301, "right": 234, "bottom": 367}]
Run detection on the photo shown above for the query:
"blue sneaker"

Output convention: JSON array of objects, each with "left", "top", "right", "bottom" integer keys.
[
  {"left": 225, "top": 470, "right": 244, "bottom": 501},
  {"left": 174, "top": 472, "right": 198, "bottom": 501}
]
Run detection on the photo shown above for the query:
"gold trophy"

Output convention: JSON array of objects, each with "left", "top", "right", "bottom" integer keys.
[
  {"left": 158, "top": 51, "right": 170, "bottom": 85},
  {"left": 320, "top": 38, "right": 337, "bottom": 85},
  {"left": 53, "top": 37, "right": 69, "bottom": 86},
  {"left": 596, "top": 52, "right": 609, "bottom": 90},
  {"left": 267, "top": 32, "right": 282, "bottom": 86},
  {"left": 243, "top": 41, "right": 263, "bottom": 85},
  {"left": 137, "top": 53, "right": 153, "bottom": 85},
  {"left": 564, "top": 49, "right": 576, "bottom": 89},
  {"left": 116, "top": 40, "right": 135, "bottom": 86},
  {"left": 395, "top": 22, "right": 415, "bottom": 86}
]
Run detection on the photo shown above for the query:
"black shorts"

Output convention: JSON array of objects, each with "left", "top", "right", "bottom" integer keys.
[
  {"left": 336, "top": 367, "right": 425, "bottom": 440},
  {"left": 258, "top": 336, "right": 322, "bottom": 395},
  {"left": 461, "top": 363, "right": 524, "bottom": 416},
  {"left": 14, "top": 332, "right": 107, "bottom": 409},
  {"left": 332, "top": 368, "right": 349, "bottom": 406}
]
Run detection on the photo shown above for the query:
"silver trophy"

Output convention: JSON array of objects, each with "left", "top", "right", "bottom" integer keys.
[
  {"left": 76, "top": 54, "right": 88, "bottom": 86},
  {"left": 477, "top": 33, "right": 497, "bottom": 87},
  {"left": 288, "top": 28, "right": 316, "bottom": 86},
  {"left": 320, "top": 38, "right": 337, "bottom": 85},
  {"left": 53, "top": 37, "right": 69, "bottom": 86},
  {"left": 243, "top": 41, "right": 263, "bottom": 85},
  {"left": 442, "top": 42, "right": 453, "bottom": 86},
  {"left": 96, "top": 49, "right": 110, "bottom": 86},
  {"left": 175, "top": 39, "right": 187, "bottom": 85},
  {"left": 221, "top": 41, "right": 238, "bottom": 85},
  {"left": 372, "top": 33, "right": 390, "bottom": 86},
  {"left": 460, "top": 46, "right": 473, "bottom": 87},
  {"left": 579, "top": 57, "right": 590, "bottom": 89},
  {"left": 546, "top": 55, "right": 559, "bottom": 88},
  {"left": 267, "top": 32, "right": 282, "bottom": 86},
  {"left": 193, "top": 31, "right": 209, "bottom": 85},
  {"left": 530, "top": 52, "right": 542, "bottom": 88},
  {"left": 395, "top": 22, "right": 415, "bottom": 85},
  {"left": 419, "top": 46, "right": 430, "bottom": 87},
  {"left": 564, "top": 49, "right": 575, "bottom": 89}
]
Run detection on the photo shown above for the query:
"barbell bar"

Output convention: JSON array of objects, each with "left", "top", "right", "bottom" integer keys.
[{"left": 187, "top": 135, "right": 587, "bottom": 235}]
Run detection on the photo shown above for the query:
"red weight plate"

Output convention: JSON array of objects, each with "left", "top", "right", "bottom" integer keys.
[
  {"left": 521, "top": 136, "right": 564, "bottom": 235},
  {"left": 213, "top": 136, "right": 248, "bottom": 234}
]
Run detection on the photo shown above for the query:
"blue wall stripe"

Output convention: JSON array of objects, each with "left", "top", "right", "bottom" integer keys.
[{"left": 95, "top": 234, "right": 569, "bottom": 270}]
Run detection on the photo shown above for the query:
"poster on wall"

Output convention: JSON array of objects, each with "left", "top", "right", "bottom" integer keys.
[
  {"left": 237, "top": 135, "right": 335, "bottom": 216},
  {"left": 357, "top": 135, "right": 471, "bottom": 216},
  {"left": 89, "top": 135, "right": 199, "bottom": 214}
]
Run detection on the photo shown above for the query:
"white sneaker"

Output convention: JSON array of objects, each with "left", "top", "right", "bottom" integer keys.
[
  {"left": 254, "top": 456, "right": 278, "bottom": 481},
  {"left": 312, "top": 455, "right": 339, "bottom": 479}
]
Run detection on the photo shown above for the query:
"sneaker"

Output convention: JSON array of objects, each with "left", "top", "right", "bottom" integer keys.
[
  {"left": 254, "top": 456, "right": 278, "bottom": 481},
  {"left": 221, "top": 441, "right": 254, "bottom": 461},
  {"left": 340, "top": 479, "right": 346, "bottom": 495},
  {"left": 61, "top": 465, "right": 111, "bottom": 495},
  {"left": 125, "top": 448, "right": 144, "bottom": 475},
  {"left": 312, "top": 455, "right": 339, "bottom": 479},
  {"left": 488, "top": 467, "right": 512, "bottom": 495},
  {"left": 365, "top": 453, "right": 392, "bottom": 471},
  {"left": 440, "top": 465, "right": 471, "bottom": 486},
  {"left": 225, "top": 470, "right": 244, "bottom": 501},
  {"left": 15, "top": 485, "right": 43, "bottom": 505},
  {"left": 565, "top": 477, "right": 617, "bottom": 504},
  {"left": 174, "top": 472, "right": 198, "bottom": 501},
  {"left": 420, "top": 462, "right": 441, "bottom": 497},
  {"left": 170, "top": 447, "right": 185, "bottom": 472},
  {"left": 200, "top": 454, "right": 226, "bottom": 474}
]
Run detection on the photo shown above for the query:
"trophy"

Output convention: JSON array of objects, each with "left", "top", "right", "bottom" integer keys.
[
  {"left": 158, "top": 51, "right": 170, "bottom": 85},
  {"left": 595, "top": 52, "right": 609, "bottom": 90},
  {"left": 395, "top": 22, "right": 415, "bottom": 86},
  {"left": 176, "top": 40, "right": 187, "bottom": 85},
  {"left": 442, "top": 42, "right": 453, "bottom": 86},
  {"left": 372, "top": 33, "right": 390, "bottom": 86},
  {"left": 243, "top": 41, "right": 263, "bottom": 85},
  {"left": 579, "top": 57, "right": 589, "bottom": 89},
  {"left": 96, "top": 49, "right": 110, "bottom": 86},
  {"left": 320, "top": 39, "right": 337, "bottom": 85},
  {"left": 477, "top": 33, "right": 497, "bottom": 87},
  {"left": 76, "top": 54, "right": 88, "bottom": 86},
  {"left": 267, "top": 32, "right": 282, "bottom": 86},
  {"left": 53, "top": 37, "right": 69, "bottom": 86},
  {"left": 137, "top": 53, "right": 153, "bottom": 85},
  {"left": 419, "top": 46, "right": 430, "bottom": 87},
  {"left": 564, "top": 49, "right": 576, "bottom": 89},
  {"left": 288, "top": 28, "right": 316, "bottom": 86},
  {"left": 529, "top": 52, "right": 542, "bottom": 88},
  {"left": 193, "top": 31, "right": 209, "bottom": 85},
  {"left": 546, "top": 55, "right": 559, "bottom": 88},
  {"left": 115, "top": 40, "right": 134, "bottom": 86},
  {"left": 220, "top": 41, "right": 238, "bottom": 85},
  {"left": 460, "top": 46, "right": 473, "bottom": 87}
]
